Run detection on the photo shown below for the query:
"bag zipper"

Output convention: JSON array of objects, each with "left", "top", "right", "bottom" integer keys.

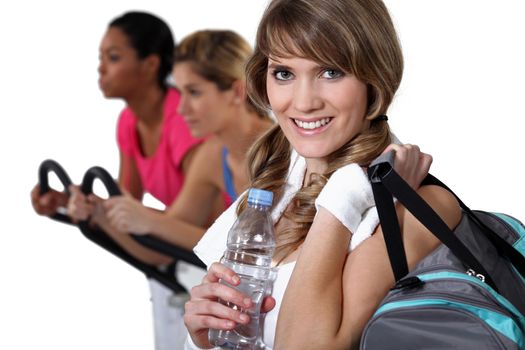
[
  {"left": 483, "top": 211, "right": 524, "bottom": 242},
  {"left": 385, "top": 271, "right": 525, "bottom": 329},
  {"left": 375, "top": 270, "right": 525, "bottom": 350},
  {"left": 477, "top": 212, "right": 525, "bottom": 287}
]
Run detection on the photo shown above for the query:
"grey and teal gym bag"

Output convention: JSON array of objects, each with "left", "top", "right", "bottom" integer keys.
[{"left": 360, "top": 153, "right": 525, "bottom": 350}]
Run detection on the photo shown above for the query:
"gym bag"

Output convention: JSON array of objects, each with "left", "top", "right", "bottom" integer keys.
[{"left": 360, "top": 153, "right": 525, "bottom": 350}]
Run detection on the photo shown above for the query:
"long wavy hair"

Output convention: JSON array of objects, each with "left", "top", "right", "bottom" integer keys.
[{"left": 238, "top": 0, "right": 404, "bottom": 261}]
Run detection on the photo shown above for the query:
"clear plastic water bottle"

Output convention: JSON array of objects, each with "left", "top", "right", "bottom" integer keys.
[{"left": 209, "top": 188, "right": 275, "bottom": 349}]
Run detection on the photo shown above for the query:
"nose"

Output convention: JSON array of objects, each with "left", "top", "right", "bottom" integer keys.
[
  {"left": 292, "top": 79, "right": 323, "bottom": 113},
  {"left": 98, "top": 60, "right": 105, "bottom": 75},
  {"left": 177, "top": 94, "right": 189, "bottom": 116}
]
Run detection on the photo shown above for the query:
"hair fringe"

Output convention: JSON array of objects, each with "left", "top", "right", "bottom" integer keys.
[{"left": 242, "top": 0, "right": 402, "bottom": 261}]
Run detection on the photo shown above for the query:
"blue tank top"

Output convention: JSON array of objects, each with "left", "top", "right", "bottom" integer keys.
[{"left": 222, "top": 147, "right": 237, "bottom": 203}]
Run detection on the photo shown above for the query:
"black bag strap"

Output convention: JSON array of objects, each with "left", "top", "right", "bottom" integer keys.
[
  {"left": 367, "top": 153, "right": 498, "bottom": 290},
  {"left": 371, "top": 176, "right": 409, "bottom": 283},
  {"left": 422, "top": 174, "right": 525, "bottom": 279}
]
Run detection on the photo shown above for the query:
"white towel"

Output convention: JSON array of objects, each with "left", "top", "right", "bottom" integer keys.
[{"left": 193, "top": 146, "right": 387, "bottom": 266}]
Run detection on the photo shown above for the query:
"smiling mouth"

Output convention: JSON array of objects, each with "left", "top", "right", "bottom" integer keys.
[{"left": 293, "top": 117, "right": 333, "bottom": 130}]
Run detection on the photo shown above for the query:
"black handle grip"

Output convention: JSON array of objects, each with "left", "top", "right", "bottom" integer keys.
[
  {"left": 78, "top": 166, "right": 193, "bottom": 291},
  {"left": 37, "top": 161, "right": 203, "bottom": 292},
  {"left": 80, "top": 166, "right": 205, "bottom": 268},
  {"left": 80, "top": 166, "right": 121, "bottom": 197},
  {"left": 38, "top": 159, "right": 74, "bottom": 224}
]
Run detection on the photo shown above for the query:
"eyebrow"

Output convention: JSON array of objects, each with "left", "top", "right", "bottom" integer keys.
[
  {"left": 267, "top": 61, "right": 333, "bottom": 75},
  {"left": 178, "top": 83, "right": 201, "bottom": 90},
  {"left": 267, "top": 62, "right": 291, "bottom": 71},
  {"left": 100, "top": 46, "right": 122, "bottom": 53}
]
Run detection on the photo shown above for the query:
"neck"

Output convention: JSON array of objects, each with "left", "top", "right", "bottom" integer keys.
[
  {"left": 125, "top": 85, "right": 166, "bottom": 127},
  {"left": 219, "top": 108, "right": 272, "bottom": 164},
  {"left": 304, "top": 158, "right": 328, "bottom": 186}
]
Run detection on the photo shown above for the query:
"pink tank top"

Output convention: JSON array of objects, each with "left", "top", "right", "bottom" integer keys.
[{"left": 116, "top": 88, "right": 202, "bottom": 206}]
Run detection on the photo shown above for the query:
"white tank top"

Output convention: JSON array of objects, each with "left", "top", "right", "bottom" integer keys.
[{"left": 189, "top": 146, "right": 393, "bottom": 349}]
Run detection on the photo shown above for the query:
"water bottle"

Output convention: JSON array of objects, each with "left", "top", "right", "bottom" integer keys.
[{"left": 209, "top": 188, "right": 275, "bottom": 349}]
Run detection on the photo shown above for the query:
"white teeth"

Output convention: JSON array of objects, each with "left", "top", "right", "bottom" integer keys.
[{"left": 294, "top": 118, "right": 331, "bottom": 130}]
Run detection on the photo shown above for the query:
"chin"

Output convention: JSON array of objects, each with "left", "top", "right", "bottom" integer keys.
[
  {"left": 294, "top": 146, "right": 331, "bottom": 160},
  {"left": 100, "top": 89, "right": 114, "bottom": 98},
  {"left": 189, "top": 128, "right": 211, "bottom": 139},
  {"left": 190, "top": 130, "right": 204, "bottom": 138}
]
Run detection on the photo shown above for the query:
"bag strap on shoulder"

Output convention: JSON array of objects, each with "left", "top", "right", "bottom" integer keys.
[{"left": 367, "top": 153, "right": 500, "bottom": 291}]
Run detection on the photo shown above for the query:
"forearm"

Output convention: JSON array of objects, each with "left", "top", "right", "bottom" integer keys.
[
  {"left": 140, "top": 209, "right": 208, "bottom": 251},
  {"left": 275, "top": 209, "right": 351, "bottom": 349},
  {"left": 92, "top": 215, "right": 173, "bottom": 266},
  {"left": 275, "top": 186, "right": 462, "bottom": 350}
]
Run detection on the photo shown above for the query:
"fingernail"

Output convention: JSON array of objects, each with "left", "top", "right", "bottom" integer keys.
[
  {"left": 240, "top": 314, "right": 249, "bottom": 322},
  {"left": 243, "top": 298, "right": 252, "bottom": 307},
  {"left": 232, "top": 275, "right": 240, "bottom": 284}
]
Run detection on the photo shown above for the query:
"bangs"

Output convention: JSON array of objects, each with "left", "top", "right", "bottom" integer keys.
[{"left": 257, "top": 0, "right": 355, "bottom": 74}]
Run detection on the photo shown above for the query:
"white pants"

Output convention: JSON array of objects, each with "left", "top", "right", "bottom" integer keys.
[{"left": 148, "top": 262, "right": 206, "bottom": 350}]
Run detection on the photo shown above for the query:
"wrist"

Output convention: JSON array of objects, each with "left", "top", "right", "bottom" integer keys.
[
  {"left": 141, "top": 208, "right": 159, "bottom": 234},
  {"left": 185, "top": 334, "right": 213, "bottom": 350},
  {"left": 315, "top": 163, "right": 374, "bottom": 234}
]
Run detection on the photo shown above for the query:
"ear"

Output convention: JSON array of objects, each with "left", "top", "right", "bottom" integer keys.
[
  {"left": 230, "top": 80, "right": 246, "bottom": 105},
  {"left": 142, "top": 54, "right": 161, "bottom": 78}
]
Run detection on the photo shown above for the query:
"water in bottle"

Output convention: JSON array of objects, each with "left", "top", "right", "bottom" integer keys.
[{"left": 209, "top": 188, "right": 275, "bottom": 349}]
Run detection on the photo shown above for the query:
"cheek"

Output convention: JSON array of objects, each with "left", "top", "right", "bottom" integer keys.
[
  {"left": 266, "top": 81, "right": 283, "bottom": 111},
  {"left": 110, "top": 66, "right": 134, "bottom": 84},
  {"left": 195, "top": 97, "right": 217, "bottom": 120},
  {"left": 335, "top": 87, "right": 368, "bottom": 120}
]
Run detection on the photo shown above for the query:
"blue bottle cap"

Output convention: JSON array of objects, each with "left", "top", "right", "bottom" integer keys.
[{"left": 247, "top": 188, "right": 273, "bottom": 207}]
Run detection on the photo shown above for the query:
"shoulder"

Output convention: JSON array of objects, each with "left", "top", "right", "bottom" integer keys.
[
  {"left": 117, "top": 106, "right": 136, "bottom": 130},
  {"left": 397, "top": 184, "right": 462, "bottom": 257},
  {"left": 199, "top": 137, "right": 223, "bottom": 156},
  {"left": 417, "top": 184, "right": 462, "bottom": 226},
  {"left": 194, "top": 191, "right": 244, "bottom": 266},
  {"left": 194, "top": 138, "right": 223, "bottom": 168},
  {"left": 186, "top": 137, "right": 223, "bottom": 181},
  {"left": 116, "top": 107, "right": 137, "bottom": 150}
]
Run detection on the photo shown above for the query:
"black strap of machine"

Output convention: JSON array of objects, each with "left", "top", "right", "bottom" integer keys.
[
  {"left": 38, "top": 159, "right": 74, "bottom": 225},
  {"left": 80, "top": 165, "right": 206, "bottom": 267},
  {"left": 80, "top": 165, "right": 206, "bottom": 269},
  {"left": 38, "top": 159, "right": 205, "bottom": 293}
]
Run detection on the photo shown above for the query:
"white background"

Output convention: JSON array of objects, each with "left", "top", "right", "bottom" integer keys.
[{"left": 0, "top": 1, "right": 523, "bottom": 349}]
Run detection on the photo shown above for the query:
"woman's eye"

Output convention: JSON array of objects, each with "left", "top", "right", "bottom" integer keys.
[
  {"left": 189, "top": 89, "right": 201, "bottom": 97},
  {"left": 321, "top": 69, "right": 343, "bottom": 79},
  {"left": 108, "top": 54, "right": 120, "bottom": 62},
  {"left": 274, "top": 70, "right": 293, "bottom": 81}
]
